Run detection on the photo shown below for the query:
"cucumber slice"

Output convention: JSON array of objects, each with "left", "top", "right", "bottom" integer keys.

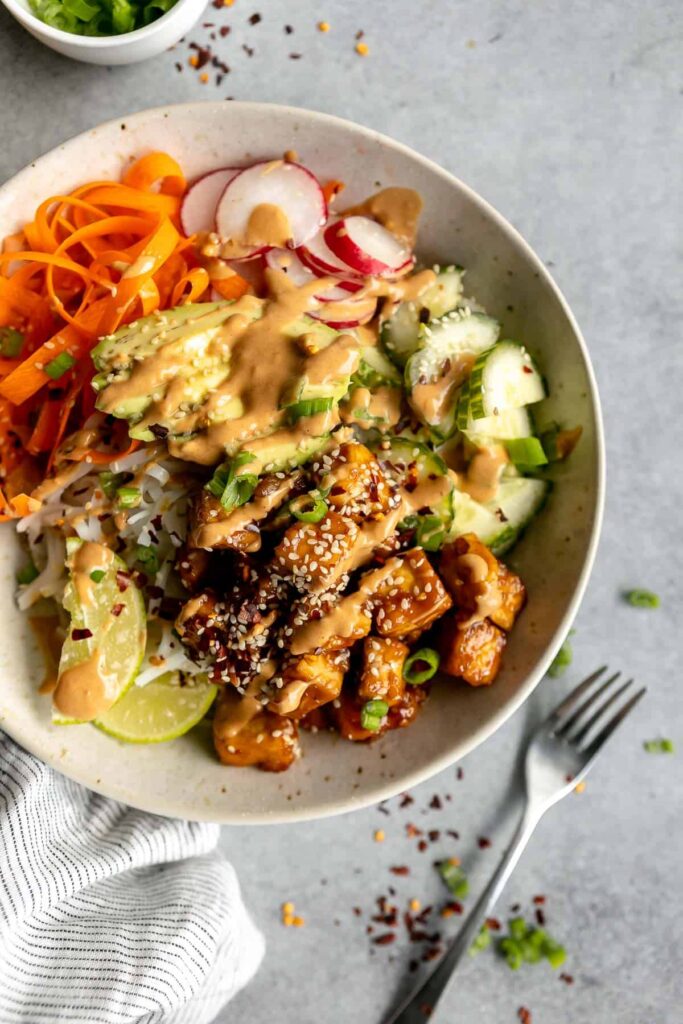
[
  {"left": 381, "top": 301, "right": 423, "bottom": 368},
  {"left": 505, "top": 437, "right": 548, "bottom": 468},
  {"left": 463, "top": 406, "right": 534, "bottom": 444},
  {"left": 468, "top": 341, "right": 546, "bottom": 420},
  {"left": 352, "top": 346, "right": 403, "bottom": 388},
  {"left": 405, "top": 312, "right": 500, "bottom": 438},
  {"left": 419, "top": 266, "right": 465, "bottom": 319},
  {"left": 449, "top": 477, "right": 550, "bottom": 555},
  {"left": 378, "top": 436, "right": 454, "bottom": 534}
]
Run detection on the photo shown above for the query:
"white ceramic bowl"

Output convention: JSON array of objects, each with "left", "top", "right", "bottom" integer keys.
[
  {"left": 0, "top": 103, "right": 604, "bottom": 823},
  {"left": 0, "top": 0, "right": 203, "bottom": 65}
]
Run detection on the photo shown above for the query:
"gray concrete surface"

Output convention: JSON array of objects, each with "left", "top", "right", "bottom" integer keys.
[{"left": 1, "top": 1, "right": 681, "bottom": 1021}]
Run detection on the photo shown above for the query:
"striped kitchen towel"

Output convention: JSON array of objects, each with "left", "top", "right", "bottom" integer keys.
[{"left": 0, "top": 731, "right": 264, "bottom": 1024}]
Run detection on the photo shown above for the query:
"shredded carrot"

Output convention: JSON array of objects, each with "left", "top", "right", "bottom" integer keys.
[
  {"left": 26, "top": 398, "right": 63, "bottom": 456},
  {"left": 210, "top": 272, "right": 250, "bottom": 301},
  {"left": 322, "top": 179, "right": 345, "bottom": 205}
]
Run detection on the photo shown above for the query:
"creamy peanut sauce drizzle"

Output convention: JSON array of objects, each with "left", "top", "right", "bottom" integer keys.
[
  {"left": 341, "top": 188, "right": 423, "bottom": 248},
  {"left": 341, "top": 386, "right": 402, "bottom": 430},
  {"left": 213, "top": 660, "right": 277, "bottom": 740},
  {"left": 410, "top": 354, "right": 475, "bottom": 426},
  {"left": 52, "top": 542, "right": 121, "bottom": 722},
  {"left": 460, "top": 444, "right": 509, "bottom": 503},
  {"left": 457, "top": 552, "right": 503, "bottom": 626}
]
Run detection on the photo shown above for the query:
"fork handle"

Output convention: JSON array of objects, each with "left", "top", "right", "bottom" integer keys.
[{"left": 384, "top": 803, "right": 542, "bottom": 1024}]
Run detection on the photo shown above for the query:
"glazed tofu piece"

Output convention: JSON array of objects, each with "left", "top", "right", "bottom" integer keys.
[
  {"left": 190, "top": 472, "right": 302, "bottom": 552},
  {"left": 373, "top": 548, "right": 452, "bottom": 639},
  {"left": 358, "top": 637, "right": 409, "bottom": 705},
  {"left": 273, "top": 510, "right": 359, "bottom": 592},
  {"left": 438, "top": 616, "right": 506, "bottom": 686},
  {"left": 332, "top": 685, "right": 426, "bottom": 742},
  {"left": 268, "top": 649, "right": 349, "bottom": 719},
  {"left": 315, "top": 441, "right": 395, "bottom": 521},
  {"left": 175, "top": 544, "right": 211, "bottom": 592},
  {"left": 439, "top": 533, "right": 526, "bottom": 631},
  {"left": 288, "top": 591, "right": 373, "bottom": 653},
  {"left": 213, "top": 689, "right": 300, "bottom": 772}
]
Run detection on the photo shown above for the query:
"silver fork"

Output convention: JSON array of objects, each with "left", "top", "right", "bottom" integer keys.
[{"left": 384, "top": 667, "right": 646, "bottom": 1024}]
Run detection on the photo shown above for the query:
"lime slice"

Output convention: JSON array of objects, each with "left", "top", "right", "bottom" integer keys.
[
  {"left": 94, "top": 672, "right": 217, "bottom": 743},
  {"left": 52, "top": 540, "right": 145, "bottom": 725}
]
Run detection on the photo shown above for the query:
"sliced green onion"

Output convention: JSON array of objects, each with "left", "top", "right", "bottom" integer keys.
[
  {"left": 360, "top": 699, "right": 389, "bottom": 732},
  {"left": 509, "top": 917, "right": 528, "bottom": 941},
  {"left": 89, "top": 569, "right": 106, "bottom": 583},
  {"left": 286, "top": 396, "right": 335, "bottom": 423},
  {"left": 290, "top": 492, "right": 328, "bottom": 524},
  {"left": 98, "top": 470, "right": 126, "bottom": 498},
  {"left": 404, "top": 648, "right": 440, "bottom": 685},
  {"left": 28, "top": 0, "right": 179, "bottom": 39},
  {"left": 469, "top": 924, "right": 491, "bottom": 956},
  {"left": 438, "top": 860, "right": 469, "bottom": 899},
  {"left": 0, "top": 327, "right": 24, "bottom": 358},
  {"left": 542, "top": 937, "right": 566, "bottom": 969},
  {"left": 44, "top": 351, "right": 76, "bottom": 380},
  {"left": 499, "top": 937, "right": 523, "bottom": 970},
  {"left": 547, "top": 630, "right": 574, "bottom": 678},
  {"left": 135, "top": 544, "right": 159, "bottom": 574},
  {"left": 17, "top": 562, "right": 39, "bottom": 585},
  {"left": 625, "top": 588, "right": 660, "bottom": 609},
  {"left": 205, "top": 451, "right": 258, "bottom": 512},
  {"left": 415, "top": 514, "right": 445, "bottom": 551},
  {"left": 64, "top": 0, "right": 98, "bottom": 19},
  {"left": 505, "top": 437, "right": 548, "bottom": 468},
  {"left": 643, "top": 738, "right": 674, "bottom": 753},
  {"left": 116, "top": 485, "right": 141, "bottom": 509},
  {"left": 91, "top": 371, "right": 110, "bottom": 393}
]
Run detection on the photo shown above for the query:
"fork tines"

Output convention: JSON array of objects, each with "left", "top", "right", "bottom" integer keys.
[{"left": 548, "top": 665, "right": 646, "bottom": 755}]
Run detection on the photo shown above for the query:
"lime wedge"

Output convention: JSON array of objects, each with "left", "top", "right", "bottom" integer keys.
[
  {"left": 94, "top": 672, "right": 217, "bottom": 743},
  {"left": 52, "top": 540, "right": 145, "bottom": 725}
]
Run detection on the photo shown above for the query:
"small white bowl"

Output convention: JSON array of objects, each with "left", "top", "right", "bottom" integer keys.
[{"left": 0, "top": 0, "right": 204, "bottom": 65}]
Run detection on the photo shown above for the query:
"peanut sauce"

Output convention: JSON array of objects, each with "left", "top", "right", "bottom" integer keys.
[
  {"left": 460, "top": 445, "right": 509, "bottom": 503},
  {"left": 341, "top": 187, "right": 423, "bottom": 248}
]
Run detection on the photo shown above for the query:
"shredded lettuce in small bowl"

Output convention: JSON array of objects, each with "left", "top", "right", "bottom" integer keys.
[{"left": 28, "top": 0, "right": 179, "bottom": 36}]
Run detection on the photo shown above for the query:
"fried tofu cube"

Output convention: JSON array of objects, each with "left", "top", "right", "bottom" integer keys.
[
  {"left": 190, "top": 490, "right": 261, "bottom": 552},
  {"left": 332, "top": 685, "right": 427, "bottom": 742},
  {"left": 176, "top": 544, "right": 210, "bottom": 592},
  {"left": 269, "top": 649, "right": 349, "bottom": 719},
  {"left": 213, "top": 689, "right": 300, "bottom": 772},
  {"left": 316, "top": 441, "right": 395, "bottom": 521},
  {"left": 373, "top": 548, "right": 452, "bottom": 639},
  {"left": 439, "top": 533, "right": 525, "bottom": 631},
  {"left": 438, "top": 615, "right": 506, "bottom": 686},
  {"left": 274, "top": 510, "right": 359, "bottom": 592},
  {"left": 358, "top": 637, "right": 409, "bottom": 705}
]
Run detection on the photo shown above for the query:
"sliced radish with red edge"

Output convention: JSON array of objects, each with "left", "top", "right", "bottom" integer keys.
[
  {"left": 324, "top": 216, "right": 411, "bottom": 276},
  {"left": 180, "top": 167, "right": 240, "bottom": 236},
  {"left": 310, "top": 294, "right": 378, "bottom": 329},
  {"left": 216, "top": 160, "right": 327, "bottom": 259},
  {"left": 298, "top": 226, "right": 365, "bottom": 279}
]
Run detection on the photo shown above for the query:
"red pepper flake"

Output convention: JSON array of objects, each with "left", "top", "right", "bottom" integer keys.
[
  {"left": 399, "top": 793, "right": 414, "bottom": 808},
  {"left": 485, "top": 917, "right": 501, "bottom": 931},
  {"left": 422, "top": 946, "right": 441, "bottom": 963},
  {"left": 456, "top": 767, "right": 464, "bottom": 780},
  {"left": 478, "top": 836, "right": 492, "bottom": 849},
  {"left": 378, "top": 801, "right": 390, "bottom": 815},
  {"left": 243, "top": 44, "right": 255, "bottom": 56},
  {"left": 406, "top": 823, "right": 422, "bottom": 837},
  {"left": 115, "top": 571, "right": 130, "bottom": 592},
  {"left": 518, "top": 1009, "right": 532, "bottom": 1024},
  {"left": 420, "top": 1004, "right": 433, "bottom": 1017},
  {"left": 417, "top": 840, "right": 428, "bottom": 852},
  {"left": 71, "top": 628, "right": 92, "bottom": 641},
  {"left": 522, "top": 365, "right": 534, "bottom": 374},
  {"left": 390, "top": 865, "right": 410, "bottom": 876},
  {"left": 535, "top": 908, "right": 546, "bottom": 926},
  {"left": 189, "top": 42, "right": 212, "bottom": 69},
  {"left": 366, "top": 924, "right": 373, "bottom": 935},
  {"left": 510, "top": 903, "right": 521, "bottom": 913},
  {"left": 428, "top": 830, "right": 440, "bottom": 842},
  {"left": 284, "top": 23, "right": 293, "bottom": 33},
  {"left": 352, "top": 906, "right": 362, "bottom": 916},
  {"left": 220, "top": 25, "right": 230, "bottom": 36},
  {"left": 429, "top": 795, "right": 442, "bottom": 810},
  {"left": 440, "top": 900, "right": 463, "bottom": 917},
  {"left": 289, "top": 52, "right": 302, "bottom": 59},
  {"left": 248, "top": 12, "right": 262, "bottom": 25},
  {"left": 355, "top": 29, "right": 364, "bottom": 40},
  {"left": 373, "top": 932, "right": 396, "bottom": 945},
  {"left": 559, "top": 972, "right": 574, "bottom": 985},
  {"left": 111, "top": 603, "right": 124, "bottom": 617},
  {"left": 175, "top": 61, "right": 183, "bottom": 72},
  {"left": 532, "top": 895, "right": 546, "bottom": 905},
  {"left": 446, "top": 829, "right": 460, "bottom": 840}
]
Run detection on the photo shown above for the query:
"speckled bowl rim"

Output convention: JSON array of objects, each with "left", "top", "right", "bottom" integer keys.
[{"left": 0, "top": 103, "right": 605, "bottom": 823}]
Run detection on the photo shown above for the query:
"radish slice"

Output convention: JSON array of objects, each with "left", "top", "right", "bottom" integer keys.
[
  {"left": 310, "top": 294, "right": 378, "bottom": 329},
  {"left": 315, "top": 279, "right": 364, "bottom": 301},
  {"left": 180, "top": 167, "right": 239, "bottom": 236},
  {"left": 265, "top": 248, "right": 316, "bottom": 287},
  {"left": 324, "top": 217, "right": 411, "bottom": 276},
  {"left": 216, "top": 160, "right": 327, "bottom": 258},
  {"left": 298, "top": 226, "right": 365, "bottom": 279}
]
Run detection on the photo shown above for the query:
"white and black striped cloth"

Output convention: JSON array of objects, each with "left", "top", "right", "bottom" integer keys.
[{"left": 0, "top": 732, "right": 264, "bottom": 1024}]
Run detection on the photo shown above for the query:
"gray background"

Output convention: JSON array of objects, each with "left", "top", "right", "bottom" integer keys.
[{"left": 1, "top": 1, "right": 681, "bottom": 1021}]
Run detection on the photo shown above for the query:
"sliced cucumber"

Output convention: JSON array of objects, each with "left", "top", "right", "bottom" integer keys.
[
  {"left": 352, "top": 346, "right": 403, "bottom": 389},
  {"left": 378, "top": 436, "right": 454, "bottom": 535},
  {"left": 463, "top": 405, "right": 534, "bottom": 444},
  {"left": 449, "top": 477, "right": 550, "bottom": 555},
  {"left": 405, "top": 312, "right": 500, "bottom": 438},
  {"left": 381, "top": 301, "right": 424, "bottom": 368},
  {"left": 468, "top": 341, "right": 546, "bottom": 420},
  {"left": 419, "top": 266, "right": 465, "bottom": 319}
]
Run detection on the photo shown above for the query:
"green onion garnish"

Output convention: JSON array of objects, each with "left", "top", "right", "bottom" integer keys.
[
  {"left": 547, "top": 630, "right": 574, "bottom": 678},
  {"left": 98, "top": 471, "right": 126, "bottom": 498},
  {"left": 505, "top": 437, "right": 548, "bottom": 468},
  {"left": 509, "top": 917, "right": 528, "bottom": 941},
  {"left": 91, "top": 371, "right": 110, "bottom": 393},
  {"left": 625, "top": 589, "right": 660, "bottom": 609},
  {"left": 404, "top": 648, "right": 440, "bottom": 685},
  {"left": 0, "top": 327, "right": 24, "bottom": 358},
  {"left": 498, "top": 918, "right": 566, "bottom": 970},
  {"left": 360, "top": 699, "right": 389, "bottom": 732},
  {"left": 469, "top": 924, "right": 491, "bottom": 956},
  {"left": 415, "top": 514, "right": 445, "bottom": 552},
  {"left": 438, "top": 860, "right": 469, "bottom": 899},
  {"left": 16, "top": 562, "right": 39, "bottom": 585},
  {"left": 286, "top": 396, "right": 335, "bottom": 423},
  {"left": 116, "top": 485, "right": 141, "bottom": 509},
  {"left": 290, "top": 492, "right": 328, "bottom": 524},
  {"left": 89, "top": 569, "right": 106, "bottom": 583},
  {"left": 44, "top": 351, "right": 76, "bottom": 380},
  {"left": 205, "top": 451, "right": 258, "bottom": 512},
  {"left": 499, "top": 937, "right": 523, "bottom": 970},
  {"left": 135, "top": 543, "right": 159, "bottom": 574},
  {"left": 28, "top": 0, "right": 179, "bottom": 37},
  {"left": 643, "top": 738, "right": 674, "bottom": 753}
]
